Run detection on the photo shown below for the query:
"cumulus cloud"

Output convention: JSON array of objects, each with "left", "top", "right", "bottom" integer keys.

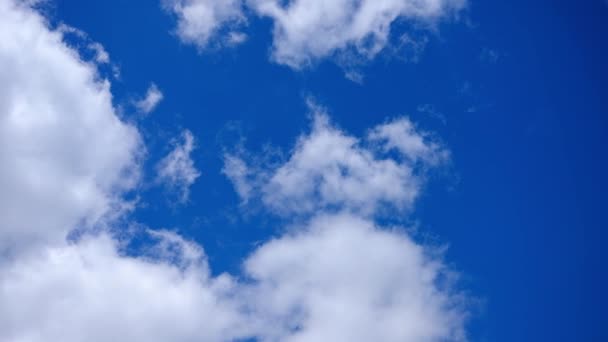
[
  {"left": 135, "top": 83, "right": 164, "bottom": 114},
  {"left": 165, "top": 0, "right": 466, "bottom": 69},
  {"left": 0, "top": 0, "right": 141, "bottom": 254},
  {"left": 245, "top": 214, "right": 466, "bottom": 342},
  {"left": 248, "top": 0, "right": 466, "bottom": 68},
  {"left": 0, "top": 3, "right": 245, "bottom": 341},
  {"left": 0, "top": 233, "right": 250, "bottom": 342},
  {"left": 220, "top": 104, "right": 467, "bottom": 340},
  {"left": 0, "top": 1, "right": 468, "bottom": 341},
  {"left": 224, "top": 102, "right": 448, "bottom": 217},
  {"left": 221, "top": 107, "right": 466, "bottom": 341},
  {"left": 156, "top": 130, "right": 201, "bottom": 203},
  {"left": 164, "top": 0, "right": 466, "bottom": 69},
  {"left": 164, "top": 0, "right": 247, "bottom": 49}
]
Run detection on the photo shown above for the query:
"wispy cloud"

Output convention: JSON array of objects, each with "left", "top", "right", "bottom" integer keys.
[
  {"left": 156, "top": 130, "right": 201, "bottom": 203},
  {"left": 135, "top": 83, "right": 164, "bottom": 114}
]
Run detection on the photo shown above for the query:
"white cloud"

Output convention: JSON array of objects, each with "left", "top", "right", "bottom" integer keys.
[
  {"left": 0, "top": 232, "right": 250, "bottom": 342},
  {"left": 368, "top": 117, "right": 450, "bottom": 166},
  {"left": 0, "top": 0, "right": 141, "bottom": 254},
  {"left": 223, "top": 153, "right": 255, "bottom": 202},
  {"left": 58, "top": 23, "right": 119, "bottom": 77},
  {"left": 135, "top": 83, "right": 164, "bottom": 114},
  {"left": 226, "top": 31, "right": 248, "bottom": 46},
  {"left": 0, "top": 4, "right": 245, "bottom": 341},
  {"left": 221, "top": 104, "right": 467, "bottom": 341},
  {"left": 164, "top": 0, "right": 247, "bottom": 49},
  {"left": 245, "top": 214, "right": 467, "bottom": 342},
  {"left": 224, "top": 102, "right": 448, "bottom": 217},
  {"left": 165, "top": 0, "right": 466, "bottom": 69},
  {"left": 156, "top": 130, "right": 201, "bottom": 203},
  {"left": 0, "top": 2, "right": 469, "bottom": 341},
  {"left": 247, "top": 0, "right": 466, "bottom": 68},
  {"left": 0, "top": 218, "right": 466, "bottom": 342},
  {"left": 88, "top": 41, "right": 110, "bottom": 64}
]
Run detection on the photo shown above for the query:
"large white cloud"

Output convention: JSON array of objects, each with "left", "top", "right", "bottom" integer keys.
[
  {"left": 0, "top": 0, "right": 141, "bottom": 254},
  {"left": 245, "top": 214, "right": 466, "bottom": 342},
  {"left": 0, "top": 232, "right": 250, "bottom": 342},
  {"left": 0, "top": 4, "right": 246, "bottom": 341},
  {"left": 0, "top": 1, "right": 469, "bottom": 341}
]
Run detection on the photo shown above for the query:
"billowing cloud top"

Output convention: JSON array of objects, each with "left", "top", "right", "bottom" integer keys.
[
  {"left": 0, "top": 0, "right": 141, "bottom": 254},
  {"left": 245, "top": 214, "right": 467, "bottom": 341}
]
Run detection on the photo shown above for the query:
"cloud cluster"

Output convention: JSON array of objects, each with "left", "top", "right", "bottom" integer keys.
[
  {"left": 166, "top": 0, "right": 466, "bottom": 68},
  {"left": 0, "top": 4, "right": 245, "bottom": 341},
  {"left": 224, "top": 103, "right": 448, "bottom": 216},
  {"left": 0, "top": 1, "right": 468, "bottom": 341},
  {"left": 223, "top": 105, "right": 466, "bottom": 341}
]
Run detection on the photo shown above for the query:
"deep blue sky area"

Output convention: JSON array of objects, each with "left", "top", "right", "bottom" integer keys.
[{"left": 48, "top": 1, "right": 607, "bottom": 340}]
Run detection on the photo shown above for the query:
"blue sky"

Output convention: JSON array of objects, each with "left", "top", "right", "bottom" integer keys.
[{"left": 1, "top": 0, "right": 606, "bottom": 341}]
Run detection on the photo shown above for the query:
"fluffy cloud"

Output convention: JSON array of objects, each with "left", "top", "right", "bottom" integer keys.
[
  {"left": 221, "top": 105, "right": 467, "bottom": 341},
  {"left": 0, "top": 1, "right": 468, "bottom": 341},
  {"left": 165, "top": 0, "right": 466, "bottom": 68},
  {"left": 0, "top": 218, "right": 466, "bottom": 342},
  {"left": 0, "top": 0, "right": 141, "bottom": 254},
  {"left": 156, "top": 130, "right": 201, "bottom": 203},
  {"left": 368, "top": 116, "right": 449, "bottom": 166},
  {"left": 245, "top": 214, "right": 466, "bottom": 342},
  {"left": 248, "top": 0, "right": 466, "bottom": 68},
  {"left": 0, "top": 3, "right": 244, "bottom": 341},
  {"left": 135, "top": 83, "right": 164, "bottom": 114},
  {"left": 164, "top": 0, "right": 247, "bottom": 49},
  {"left": 219, "top": 103, "right": 466, "bottom": 341},
  {"left": 224, "top": 102, "right": 448, "bottom": 217},
  {"left": 0, "top": 232, "right": 250, "bottom": 342}
]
